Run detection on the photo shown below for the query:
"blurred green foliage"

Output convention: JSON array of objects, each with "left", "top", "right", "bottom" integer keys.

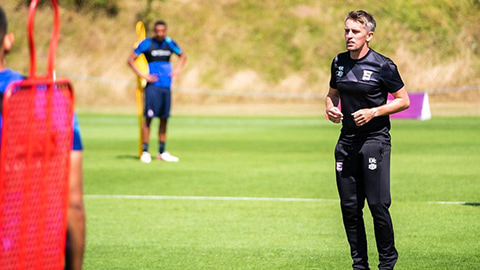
[
  {"left": 16, "top": 0, "right": 120, "bottom": 16},
  {"left": 136, "top": 0, "right": 166, "bottom": 31}
]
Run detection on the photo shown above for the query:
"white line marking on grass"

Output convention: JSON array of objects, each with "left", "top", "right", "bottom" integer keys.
[
  {"left": 85, "top": 195, "right": 476, "bottom": 206},
  {"left": 429, "top": 201, "right": 470, "bottom": 205},
  {"left": 85, "top": 194, "right": 339, "bottom": 203}
]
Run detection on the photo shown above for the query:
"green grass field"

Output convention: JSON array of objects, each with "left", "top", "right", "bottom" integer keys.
[{"left": 80, "top": 114, "right": 479, "bottom": 269}]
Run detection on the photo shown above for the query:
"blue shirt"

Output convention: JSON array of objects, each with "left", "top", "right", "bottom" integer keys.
[
  {"left": 0, "top": 68, "right": 23, "bottom": 94},
  {"left": 134, "top": 37, "right": 182, "bottom": 88},
  {"left": 72, "top": 114, "right": 83, "bottom": 151}
]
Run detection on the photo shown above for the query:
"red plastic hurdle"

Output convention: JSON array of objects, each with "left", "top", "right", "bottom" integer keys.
[{"left": 0, "top": 0, "right": 74, "bottom": 268}]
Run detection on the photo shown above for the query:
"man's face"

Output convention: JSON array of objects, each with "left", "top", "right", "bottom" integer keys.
[
  {"left": 154, "top": 24, "right": 167, "bottom": 41},
  {"left": 344, "top": 18, "right": 372, "bottom": 52}
]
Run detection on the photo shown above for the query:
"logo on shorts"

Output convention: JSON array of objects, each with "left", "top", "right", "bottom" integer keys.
[
  {"left": 336, "top": 162, "right": 343, "bottom": 172},
  {"left": 147, "top": 109, "right": 154, "bottom": 117},
  {"left": 362, "top": 70, "right": 373, "bottom": 81},
  {"left": 368, "top": 157, "right": 377, "bottom": 170}
]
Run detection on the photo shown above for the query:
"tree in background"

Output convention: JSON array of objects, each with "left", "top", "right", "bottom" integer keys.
[{"left": 136, "top": 0, "right": 166, "bottom": 34}]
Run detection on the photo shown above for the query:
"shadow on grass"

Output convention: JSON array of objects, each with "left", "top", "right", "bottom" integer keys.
[
  {"left": 463, "top": 202, "right": 480, "bottom": 207},
  {"left": 116, "top": 155, "right": 139, "bottom": 161}
]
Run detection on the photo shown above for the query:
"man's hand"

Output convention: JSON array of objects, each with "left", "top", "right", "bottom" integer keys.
[
  {"left": 144, "top": 74, "right": 158, "bottom": 83},
  {"left": 326, "top": 107, "right": 343, "bottom": 124},
  {"left": 352, "top": 108, "right": 377, "bottom": 126}
]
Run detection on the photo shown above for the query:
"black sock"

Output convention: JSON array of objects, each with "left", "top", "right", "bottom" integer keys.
[
  {"left": 142, "top": 143, "right": 149, "bottom": 152},
  {"left": 159, "top": 142, "right": 165, "bottom": 154}
]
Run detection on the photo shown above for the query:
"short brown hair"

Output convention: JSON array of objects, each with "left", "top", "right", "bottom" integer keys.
[{"left": 346, "top": 10, "right": 376, "bottom": 32}]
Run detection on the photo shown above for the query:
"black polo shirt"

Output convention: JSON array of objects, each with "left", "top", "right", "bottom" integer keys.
[{"left": 329, "top": 49, "right": 404, "bottom": 140}]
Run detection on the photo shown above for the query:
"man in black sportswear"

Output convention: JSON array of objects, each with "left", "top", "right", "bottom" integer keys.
[{"left": 325, "top": 10, "right": 410, "bottom": 270}]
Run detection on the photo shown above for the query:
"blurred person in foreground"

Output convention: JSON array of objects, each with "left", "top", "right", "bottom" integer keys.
[
  {"left": 127, "top": 20, "right": 186, "bottom": 163},
  {"left": 0, "top": 6, "right": 85, "bottom": 270},
  {"left": 65, "top": 115, "right": 85, "bottom": 270},
  {"left": 325, "top": 10, "right": 409, "bottom": 270}
]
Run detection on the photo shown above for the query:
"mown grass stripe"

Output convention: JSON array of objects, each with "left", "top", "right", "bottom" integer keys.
[{"left": 85, "top": 194, "right": 338, "bottom": 203}]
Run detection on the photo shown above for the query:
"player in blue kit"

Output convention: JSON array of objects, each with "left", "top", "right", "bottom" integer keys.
[
  {"left": 0, "top": 8, "right": 23, "bottom": 132},
  {"left": 0, "top": 7, "right": 85, "bottom": 269},
  {"left": 127, "top": 20, "right": 186, "bottom": 163},
  {"left": 325, "top": 11, "right": 410, "bottom": 270},
  {"left": 66, "top": 114, "right": 85, "bottom": 270}
]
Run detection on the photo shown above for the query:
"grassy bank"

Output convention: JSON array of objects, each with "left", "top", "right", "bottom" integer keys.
[{"left": 3, "top": 1, "right": 480, "bottom": 110}]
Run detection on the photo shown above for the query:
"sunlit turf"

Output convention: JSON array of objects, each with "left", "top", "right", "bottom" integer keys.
[{"left": 80, "top": 114, "right": 480, "bottom": 269}]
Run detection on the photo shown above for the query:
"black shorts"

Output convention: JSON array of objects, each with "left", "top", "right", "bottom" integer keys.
[{"left": 144, "top": 84, "right": 171, "bottom": 119}]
